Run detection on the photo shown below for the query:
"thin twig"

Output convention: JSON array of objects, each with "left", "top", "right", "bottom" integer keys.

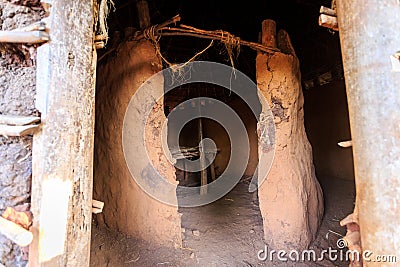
[
  {"left": 125, "top": 254, "right": 140, "bottom": 263},
  {"left": 325, "top": 229, "right": 344, "bottom": 239},
  {"left": 158, "top": 14, "right": 181, "bottom": 29}
]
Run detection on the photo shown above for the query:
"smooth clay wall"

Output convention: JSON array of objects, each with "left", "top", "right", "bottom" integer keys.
[{"left": 94, "top": 40, "right": 182, "bottom": 248}]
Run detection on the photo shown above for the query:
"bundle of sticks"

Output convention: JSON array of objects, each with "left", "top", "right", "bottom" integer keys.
[{"left": 319, "top": 6, "right": 338, "bottom": 31}]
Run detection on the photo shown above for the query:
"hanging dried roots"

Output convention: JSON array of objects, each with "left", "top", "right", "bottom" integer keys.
[
  {"left": 220, "top": 31, "right": 241, "bottom": 71},
  {"left": 144, "top": 25, "right": 214, "bottom": 83}
]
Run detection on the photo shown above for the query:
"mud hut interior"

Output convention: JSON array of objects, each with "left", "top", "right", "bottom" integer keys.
[
  {"left": 2, "top": 0, "right": 399, "bottom": 266},
  {"left": 90, "top": 0, "right": 354, "bottom": 266}
]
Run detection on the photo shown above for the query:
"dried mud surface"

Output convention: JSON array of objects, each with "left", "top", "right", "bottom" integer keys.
[{"left": 0, "top": 1, "right": 43, "bottom": 266}]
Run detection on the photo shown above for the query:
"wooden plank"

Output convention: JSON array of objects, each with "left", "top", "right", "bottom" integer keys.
[
  {"left": 92, "top": 200, "right": 104, "bottom": 214},
  {"left": 0, "top": 216, "right": 33, "bottom": 247},
  {"left": 92, "top": 200, "right": 104, "bottom": 210},
  {"left": 319, "top": 14, "right": 338, "bottom": 31},
  {"left": 0, "top": 31, "right": 49, "bottom": 43},
  {"left": 320, "top": 6, "right": 336, "bottom": 17},
  {"left": 29, "top": 0, "right": 96, "bottom": 266},
  {"left": 0, "top": 115, "right": 40, "bottom": 126},
  {"left": 0, "top": 125, "right": 38, "bottom": 137},
  {"left": 338, "top": 140, "right": 352, "bottom": 148},
  {"left": 92, "top": 208, "right": 103, "bottom": 214}
]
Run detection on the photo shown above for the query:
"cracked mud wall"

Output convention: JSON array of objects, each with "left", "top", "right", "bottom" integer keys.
[
  {"left": 0, "top": 1, "right": 43, "bottom": 266},
  {"left": 94, "top": 40, "right": 182, "bottom": 247},
  {"left": 256, "top": 30, "right": 324, "bottom": 250}
]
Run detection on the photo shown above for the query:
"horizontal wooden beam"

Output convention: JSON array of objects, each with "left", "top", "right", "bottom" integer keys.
[
  {"left": 319, "top": 14, "right": 338, "bottom": 31},
  {"left": 0, "top": 125, "right": 38, "bottom": 137},
  {"left": 320, "top": 6, "right": 336, "bottom": 17},
  {"left": 0, "top": 31, "right": 49, "bottom": 44},
  {"left": 133, "top": 15, "right": 281, "bottom": 53},
  {"left": 12, "top": 21, "right": 46, "bottom": 32},
  {"left": 0, "top": 115, "right": 40, "bottom": 126},
  {"left": 0, "top": 216, "right": 33, "bottom": 247},
  {"left": 338, "top": 140, "right": 352, "bottom": 148},
  {"left": 92, "top": 200, "right": 104, "bottom": 214},
  {"left": 319, "top": 6, "right": 338, "bottom": 31}
]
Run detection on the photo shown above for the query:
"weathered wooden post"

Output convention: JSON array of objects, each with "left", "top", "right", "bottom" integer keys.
[
  {"left": 30, "top": 0, "right": 97, "bottom": 266},
  {"left": 336, "top": 0, "right": 400, "bottom": 262}
]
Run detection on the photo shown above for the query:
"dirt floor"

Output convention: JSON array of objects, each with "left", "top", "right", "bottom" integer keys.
[
  {"left": 90, "top": 175, "right": 355, "bottom": 267},
  {"left": 310, "top": 176, "right": 356, "bottom": 267},
  {"left": 178, "top": 175, "right": 265, "bottom": 266}
]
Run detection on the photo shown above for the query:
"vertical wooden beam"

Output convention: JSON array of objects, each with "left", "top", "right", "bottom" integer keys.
[
  {"left": 336, "top": 0, "right": 400, "bottom": 262},
  {"left": 209, "top": 159, "right": 216, "bottom": 181},
  {"left": 30, "top": 0, "right": 96, "bottom": 266},
  {"left": 198, "top": 117, "right": 207, "bottom": 195},
  {"left": 261, "top": 19, "right": 277, "bottom": 48},
  {"left": 136, "top": 0, "right": 151, "bottom": 30},
  {"left": 183, "top": 159, "right": 187, "bottom": 181}
]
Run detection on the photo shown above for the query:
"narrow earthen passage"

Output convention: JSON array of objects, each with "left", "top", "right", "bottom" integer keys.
[{"left": 179, "top": 176, "right": 265, "bottom": 266}]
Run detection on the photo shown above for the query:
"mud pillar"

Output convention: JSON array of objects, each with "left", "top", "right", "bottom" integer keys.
[
  {"left": 256, "top": 21, "right": 324, "bottom": 250},
  {"left": 336, "top": 0, "right": 400, "bottom": 262},
  {"left": 94, "top": 40, "right": 181, "bottom": 247}
]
